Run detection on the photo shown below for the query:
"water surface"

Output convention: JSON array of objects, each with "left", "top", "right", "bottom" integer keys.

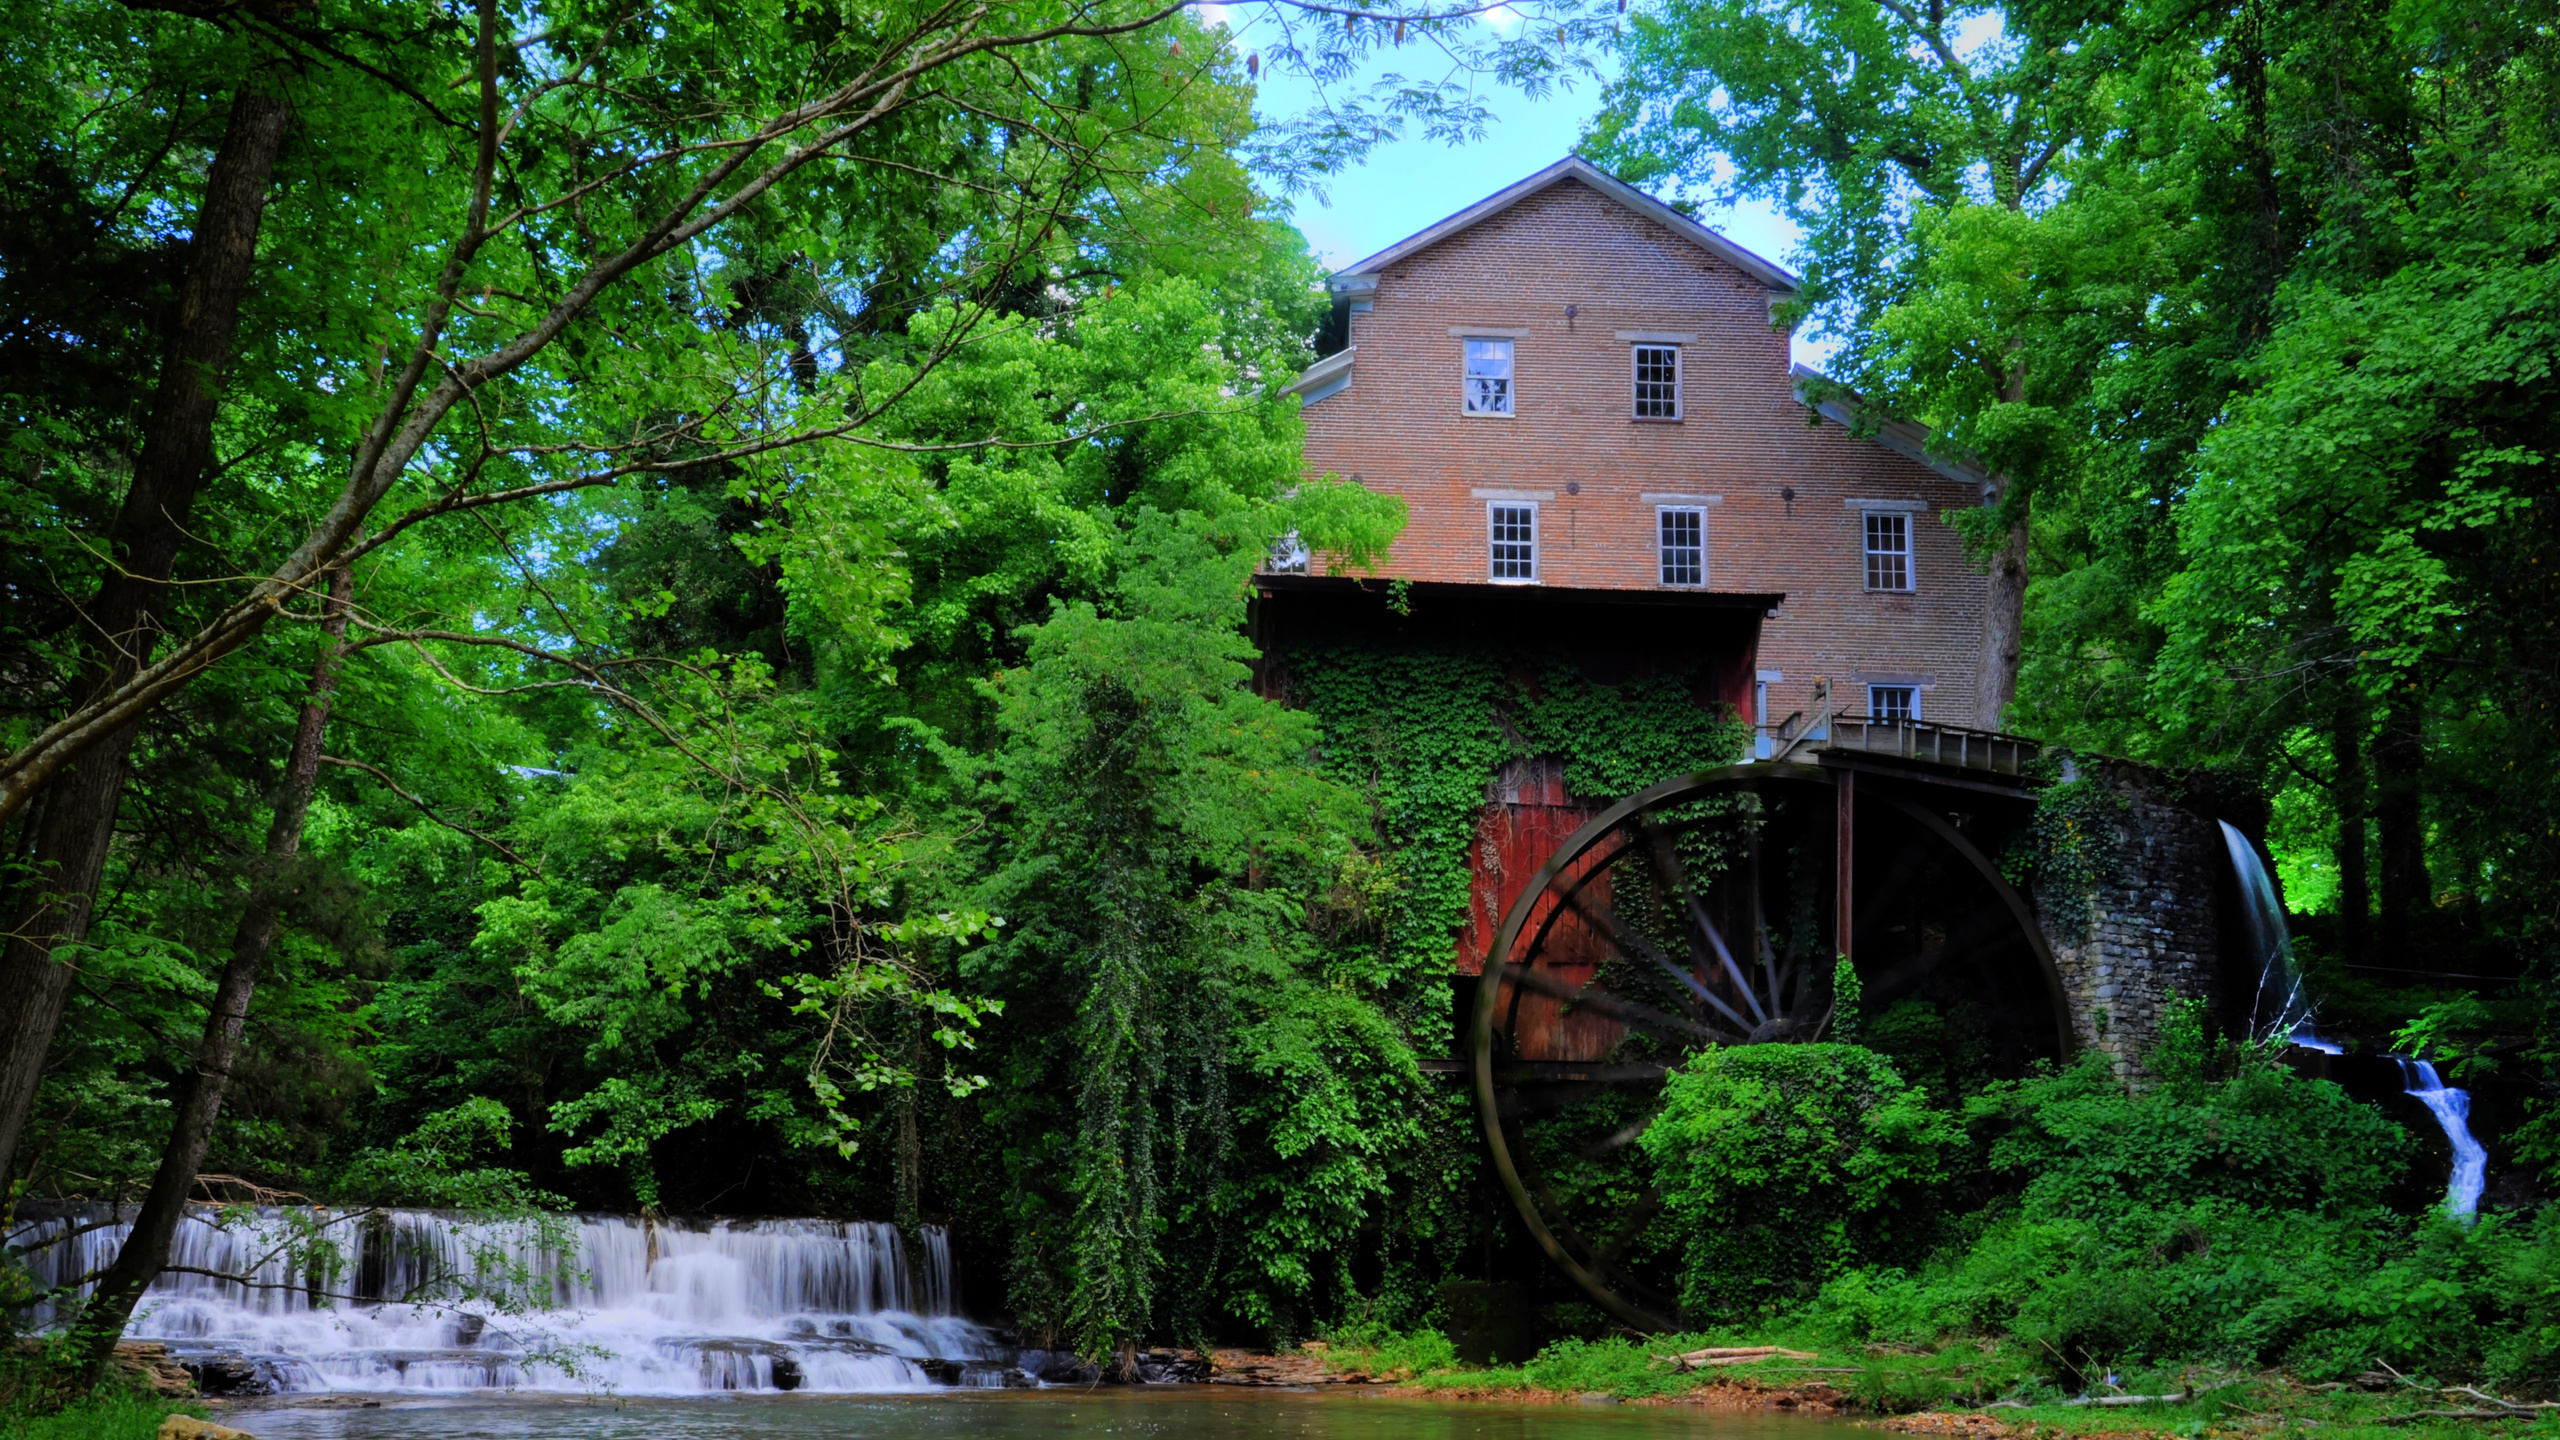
[{"left": 231, "top": 1386, "right": 1840, "bottom": 1440}]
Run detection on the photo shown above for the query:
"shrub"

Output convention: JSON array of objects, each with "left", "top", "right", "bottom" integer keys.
[
  {"left": 1971, "top": 1006, "right": 2409, "bottom": 1224},
  {"left": 1642, "top": 1043, "right": 1960, "bottom": 1323},
  {"left": 1796, "top": 1019, "right": 2560, "bottom": 1388},
  {"left": 1315, "top": 1318, "right": 1460, "bottom": 1379}
]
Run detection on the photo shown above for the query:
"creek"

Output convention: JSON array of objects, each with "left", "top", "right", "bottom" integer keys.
[
  {"left": 13, "top": 1206, "right": 1030, "bottom": 1394},
  {"left": 227, "top": 1388, "right": 1839, "bottom": 1440}
]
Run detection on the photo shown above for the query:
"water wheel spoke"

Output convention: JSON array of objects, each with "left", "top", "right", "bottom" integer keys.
[
  {"left": 1634, "top": 818, "right": 1768, "bottom": 1026},
  {"left": 1506, "top": 959, "right": 1734, "bottom": 1046},
  {"left": 1770, "top": 953, "right": 1805, "bottom": 1019},
  {"left": 1592, "top": 1189, "right": 1666, "bottom": 1268},
  {"left": 1560, "top": 887, "right": 1756, "bottom": 1036},
  {"left": 1475, "top": 765, "right": 2073, "bottom": 1337},
  {"left": 1740, "top": 822, "right": 1784, "bottom": 1022},
  {"left": 1507, "top": 1123, "right": 1680, "bottom": 1313}
]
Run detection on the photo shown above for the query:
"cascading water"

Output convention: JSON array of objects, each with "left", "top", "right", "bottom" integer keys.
[
  {"left": 9, "top": 1207, "right": 1010, "bottom": 1395},
  {"left": 2219, "top": 821, "right": 2485, "bottom": 1218},
  {"left": 2397, "top": 1058, "right": 2490, "bottom": 1218},
  {"left": 2218, "top": 820, "right": 2337, "bottom": 1053}
]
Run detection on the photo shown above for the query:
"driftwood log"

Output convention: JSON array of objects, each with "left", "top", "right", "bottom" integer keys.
[{"left": 1653, "top": 1346, "right": 1821, "bottom": 1371}]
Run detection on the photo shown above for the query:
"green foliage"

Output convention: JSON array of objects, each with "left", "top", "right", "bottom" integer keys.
[
  {"left": 0, "top": 1387, "right": 194, "bottom": 1440},
  {"left": 1314, "top": 1317, "right": 1461, "bottom": 1380},
  {"left": 958, "top": 509, "right": 1428, "bottom": 1352},
  {"left": 1513, "top": 1336, "right": 1705, "bottom": 1398},
  {"left": 2390, "top": 1000, "right": 2499, "bottom": 1086},
  {"left": 1289, "top": 651, "right": 1748, "bottom": 992},
  {"left": 1979, "top": 1005, "right": 2407, "bottom": 1223},
  {"left": 1829, "top": 956, "right": 1864, "bottom": 1044},
  {"left": 331, "top": 1098, "right": 565, "bottom": 1213},
  {"left": 1862, "top": 1000, "right": 1998, "bottom": 1109},
  {"left": 1290, "top": 648, "right": 1509, "bottom": 987},
  {"left": 1790, "top": 1019, "right": 2560, "bottom": 1386},
  {"left": 1643, "top": 1044, "right": 1960, "bottom": 1323},
  {"left": 1505, "top": 667, "right": 1752, "bottom": 806},
  {"left": 2002, "top": 762, "right": 2126, "bottom": 943}
]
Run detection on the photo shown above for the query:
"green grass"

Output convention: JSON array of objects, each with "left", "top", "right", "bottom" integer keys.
[
  {"left": 1319, "top": 1325, "right": 2036, "bottom": 1408},
  {"left": 1312, "top": 1327, "right": 2549, "bottom": 1437},
  {"left": 1954, "top": 1377, "right": 2560, "bottom": 1440},
  {"left": 1309, "top": 1318, "right": 1461, "bottom": 1380},
  {"left": 0, "top": 1388, "right": 198, "bottom": 1440}
]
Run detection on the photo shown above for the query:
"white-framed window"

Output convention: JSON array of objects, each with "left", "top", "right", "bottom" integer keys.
[
  {"left": 1489, "top": 503, "right": 1537, "bottom": 581},
  {"left": 1632, "top": 344, "right": 1681, "bottom": 419},
  {"left": 1658, "top": 507, "right": 1705, "bottom": 586},
  {"left": 1869, "top": 685, "right": 1919, "bottom": 722},
  {"left": 1864, "top": 512, "right": 1912, "bottom": 591},
  {"left": 1463, "top": 337, "right": 1514, "bottom": 415},
  {"left": 1266, "top": 530, "right": 1310, "bottom": 575}
]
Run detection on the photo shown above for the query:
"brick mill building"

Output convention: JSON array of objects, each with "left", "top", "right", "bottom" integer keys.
[{"left": 1273, "top": 155, "right": 1996, "bottom": 734}]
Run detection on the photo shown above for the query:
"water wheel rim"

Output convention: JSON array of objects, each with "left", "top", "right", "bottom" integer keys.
[
  {"left": 1468, "top": 763, "right": 2077, "bottom": 1331},
  {"left": 1467, "top": 762, "right": 1833, "bottom": 1333}
]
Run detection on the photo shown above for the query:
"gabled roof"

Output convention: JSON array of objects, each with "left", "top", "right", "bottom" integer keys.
[{"left": 1332, "top": 155, "right": 1798, "bottom": 294}]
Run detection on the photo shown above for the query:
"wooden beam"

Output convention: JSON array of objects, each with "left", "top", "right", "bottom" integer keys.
[{"left": 1835, "top": 768, "right": 1855, "bottom": 969}]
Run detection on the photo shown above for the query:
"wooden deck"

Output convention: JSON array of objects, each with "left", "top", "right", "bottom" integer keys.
[{"left": 1756, "top": 693, "right": 2041, "bottom": 784}]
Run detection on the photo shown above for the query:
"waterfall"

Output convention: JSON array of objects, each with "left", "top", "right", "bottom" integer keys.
[
  {"left": 2397, "top": 1059, "right": 2489, "bottom": 1218},
  {"left": 6, "top": 1207, "right": 1009, "bottom": 1395},
  {"left": 2217, "top": 821, "right": 2339, "bottom": 1052},
  {"left": 2218, "top": 821, "right": 2487, "bottom": 1219}
]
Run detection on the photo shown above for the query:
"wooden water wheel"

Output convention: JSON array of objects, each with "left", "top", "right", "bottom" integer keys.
[{"left": 1464, "top": 762, "right": 2070, "bottom": 1333}]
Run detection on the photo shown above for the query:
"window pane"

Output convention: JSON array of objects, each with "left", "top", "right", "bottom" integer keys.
[
  {"left": 1633, "top": 345, "right": 1679, "bottom": 418},
  {"left": 1659, "top": 508, "right": 1703, "bottom": 586},
  {"left": 1490, "top": 504, "right": 1535, "bottom": 579},
  {"left": 1864, "top": 512, "right": 1910, "bottom": 590},
  {"left": 1870, "top": 685, "right": 1917, "bottom": 722},
  {"left": 1465, "top": 339, "right": 1513, "bottom": 415}
]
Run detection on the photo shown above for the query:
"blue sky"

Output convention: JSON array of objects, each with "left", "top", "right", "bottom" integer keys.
[{"left": 1210, "top": 13, "right": 1830, "bottom": 367}]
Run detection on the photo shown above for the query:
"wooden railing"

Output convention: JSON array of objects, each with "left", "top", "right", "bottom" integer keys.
[
  {"left": 1817, "top": 716, "right": 2038, "bottom": 776},
  {"left": 1754, "top": 684, "right": 2040, "bottom": 778}
]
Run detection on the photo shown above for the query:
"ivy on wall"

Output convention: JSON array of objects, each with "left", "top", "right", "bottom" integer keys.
[
  {"left": 1508, "top": 665, "right": 1753, "bottom": 806},
  {"left": 1290, "top": 648, "right": 1511, "bottom": 1006},
  {"left": 2003, "top": 752, "right": 2128, "bottom": 945},
  {"left": 1287, "top": 646, "right": 1752, "bottom": 1003},
  {"left": 1277, "top": 645, "right": 1752, "bottom": 1324}
]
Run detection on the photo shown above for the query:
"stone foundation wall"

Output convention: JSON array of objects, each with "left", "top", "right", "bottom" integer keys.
[{"left": 2037, "top": 766, "right": 2223, "bottom": 1080}]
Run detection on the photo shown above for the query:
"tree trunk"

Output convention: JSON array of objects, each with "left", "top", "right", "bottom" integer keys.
[
  {"left": 71, "top": 567, "right": 352, "bottom": 1381},
  {"left": 893, "top": 1044, "right": 921, "bottom": 1232},
  {"left": 2374, "top": 685, "right": 2429, "bottom": 964},
  {"left": 1977, "top": 506, "right": 2029, "bottom": 730},
  {"left": 2332, "top": 701, "right": 2369, "bottom": 969},
  {"left": 0, "top": 83, "right": 291, "bottom": 1193}
]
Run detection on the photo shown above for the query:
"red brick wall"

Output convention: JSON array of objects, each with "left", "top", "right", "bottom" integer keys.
[{"left": 1302, "top": 179, "right": 1991, "bottom": 730}]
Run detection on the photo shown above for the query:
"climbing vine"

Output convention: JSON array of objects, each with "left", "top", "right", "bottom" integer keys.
[
  {"left": 1290, "top": 648, "right": 1511, "bottom": 999},
  {"left": 2003, "top": 752, "right": 2127, "bottom": 944},
  {"left": 1507, "top": 665, "right": 1754, "bottom": 806},
  {"left": 1276, "top": 645, "right": 1755, "bottom": 1328},
  {"left": 1287, "top": 646, "right": 1752, "bottom": 999}
]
